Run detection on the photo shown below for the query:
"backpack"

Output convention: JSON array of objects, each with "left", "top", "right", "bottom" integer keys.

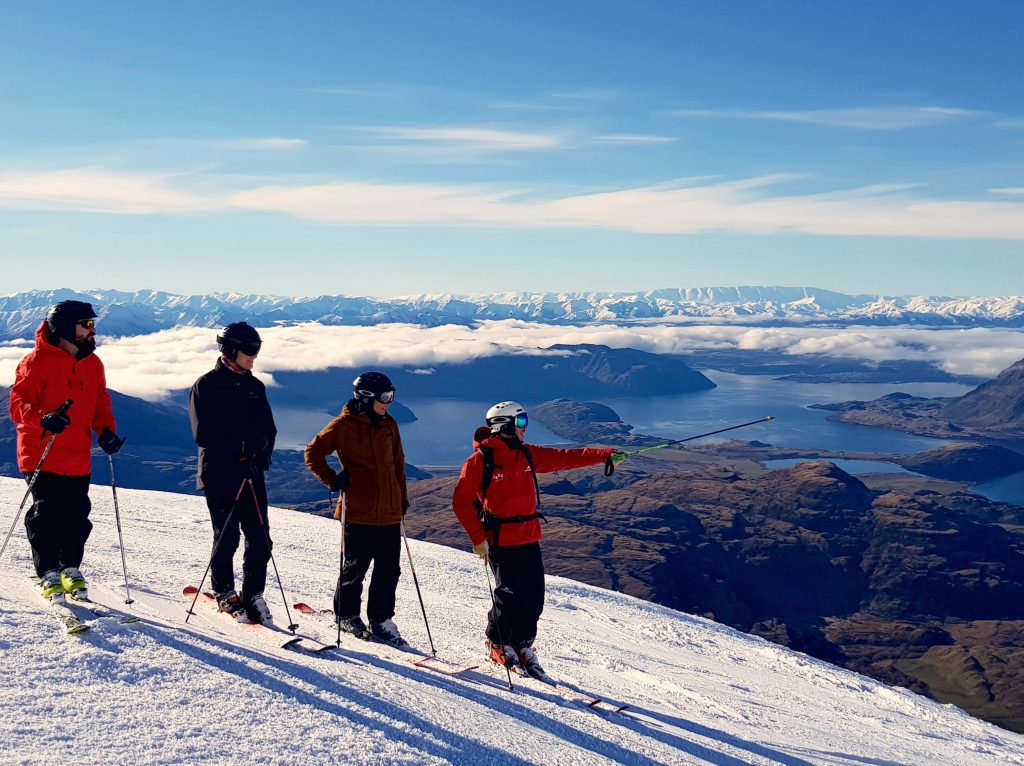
[{"left": 473, "top": 439, "right": 546, "bottom": 547}]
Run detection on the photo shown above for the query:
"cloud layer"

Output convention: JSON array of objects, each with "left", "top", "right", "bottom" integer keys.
[
  {"left": 3, "top": 322, "right": 1019, "bottom": 402},
  {"left": 2, "top": 168, "right": 1023, "bottom": 239}
]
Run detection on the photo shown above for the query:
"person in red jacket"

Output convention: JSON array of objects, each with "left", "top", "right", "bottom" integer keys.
[
  {"left": 9, "top": 300, "right": 122, "bottom": 604},
  {"left": 452, "top": 401, "right": 617, "bottom": 677}
]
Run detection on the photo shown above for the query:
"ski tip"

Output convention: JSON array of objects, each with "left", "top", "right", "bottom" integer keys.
[{"left": 68, "top": 624, "right": 91, "bottom": 634}]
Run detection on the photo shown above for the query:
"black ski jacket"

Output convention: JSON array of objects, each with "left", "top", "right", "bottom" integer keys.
[{"left": 189, "top": 357, "right": 277, "bottom": 494}]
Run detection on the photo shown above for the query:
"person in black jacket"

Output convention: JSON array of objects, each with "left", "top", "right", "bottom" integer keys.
[{"left": 189, "top": 322, "right": 277, "bottom": 624}]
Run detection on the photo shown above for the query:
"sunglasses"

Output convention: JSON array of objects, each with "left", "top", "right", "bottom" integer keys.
[
  {"left": 77, "top": 319, "right": 97, "bottom": 330},
  {"left": 237, "top": 342, "right": 261, "bottom": 357},
  {"left": 357, "top": 388, "right": 395, "bottom": 404}
]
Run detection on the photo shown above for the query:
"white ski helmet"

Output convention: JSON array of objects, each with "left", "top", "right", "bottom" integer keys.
[{"left": 486, "top": 401, "right": 528, "bottom": 435}]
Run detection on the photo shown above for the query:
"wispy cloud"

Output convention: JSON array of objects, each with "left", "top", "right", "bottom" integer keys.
[
  {"left": 3, "top": 167, "right": 1024, "bottom": 240},
  {"left": 0, "top": 168, "right": 212, "bottom": 215},
  {"left": 355, "top": 125, "right": 564, "bottom": 151},
  {"left": 991, "top": 187, "right": 1024, "bottom": 196},
  {"left": 216, "top": 137, "right": 310, "bottom": 151},
  {"left": 593, "top": 134, "right": 676, "bottom": 145},
  {"left": 4, "top": 323, "right": 1019, "bottom": 400},
  {"left": 674, "top": 105, "right": 985, "bottom": 130}
]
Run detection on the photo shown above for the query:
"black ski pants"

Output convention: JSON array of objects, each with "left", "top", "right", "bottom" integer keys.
[
  {"left": 204, "top": 477, "right": 272, "bottom": 604},
  {"left": 24, "top": 471, "right": 92, "bottom": 577},
  {"left": 486, "top": 541, "right": 545, "bottom": 649},
  {"left": 334, "top": 522, "right": 401, "bottom": 623}
]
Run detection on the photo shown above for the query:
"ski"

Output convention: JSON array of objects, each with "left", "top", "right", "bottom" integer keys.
[
  {"left": 409, "top": 654, "right": 479, "bottom": 677},
  {"left": 49, "top": 600, "right": 91, "bottom": 634},
  {"left": 67, "top": 593, "right": 141, "bottom": 624},
  {"left": 292, "top": 602, "right": 409, "bottom": 648},
  {"left": 183, "top": 588, "right": 337, "bottom": 654},
  {"left": 485, "top": 653, "right": 628, "bottom": 713}
]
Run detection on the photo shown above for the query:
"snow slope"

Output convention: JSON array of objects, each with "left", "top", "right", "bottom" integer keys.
[{"left": 1, "top": 477, "right": 1022, "bottom": 766}]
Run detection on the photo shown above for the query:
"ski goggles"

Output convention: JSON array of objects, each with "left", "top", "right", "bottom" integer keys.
[
  {"left": 237, "top": 341, "right": 261, "bottom": 357},
  {"left": 357, "top": 388, "right": 395, "bottom": 404},
  {"left": 493, "top": 412, "right": 529, "bottom": 429},
  {"left": 76, "top": 319, "right": 97, "bottom": 330}
]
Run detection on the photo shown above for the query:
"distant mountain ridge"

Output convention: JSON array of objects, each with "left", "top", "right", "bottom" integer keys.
[{"left": 2, "top": 286, "right": 1023, "bottom": 339}]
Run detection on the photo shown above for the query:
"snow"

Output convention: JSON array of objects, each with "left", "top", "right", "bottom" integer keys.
[{"left": 2, "top": 477, "right": 1022, "bottom": 765}]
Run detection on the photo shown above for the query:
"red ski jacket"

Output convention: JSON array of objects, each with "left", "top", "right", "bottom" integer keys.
[
  {"left": 9, "top": 322, "right": 116, "bottom": 476},
  {"left": 452, "top": 433, "right": 613, "bottom": 548}
]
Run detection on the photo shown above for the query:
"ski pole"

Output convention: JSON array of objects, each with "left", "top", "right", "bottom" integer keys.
[
  {"left": 604, "top": 415, "right": 775, "bottom": 475},
  {"left": 483, "top": 556, "right": 514, "bottom": 690},
  {"left": 247, "top": 478, "right": 299, "bottom": 632},
  {"left": 337, "top": 491, "right": 346, "bottom": 648},
  {"left": 107, "top": 452, "right": 134, "bottom": 605},
  {"left": 0, "top": 399, "right": 73, "bottom": 562},
  {"left": 400, "top": 519, "right": 436, "bottom": 656},
  {"left": 186, "top": 477, "right": 247, "bottom": 622}
]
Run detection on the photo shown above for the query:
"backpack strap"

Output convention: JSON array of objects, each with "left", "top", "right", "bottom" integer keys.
[{"left": 473, "top": 442, "right": 545, "bottom": 547}]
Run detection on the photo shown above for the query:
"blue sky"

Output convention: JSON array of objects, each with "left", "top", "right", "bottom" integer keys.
[{"left": 1, "top": 1, "right": 1022, "bottom": 297}]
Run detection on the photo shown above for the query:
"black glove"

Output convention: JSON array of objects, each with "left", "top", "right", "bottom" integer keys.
[
  {"left": 330, "top": 469, "right": 350, "bottom": 493},
  {"left": 40, "top": 410, "right": 71, "bottom": 435},
  {"left": 402, "top": 498, "right": 410, "bottom": 518},
  {"left": 98, "top": 428, "right": 124, "bottom": 455},
  {"left": 256, "top": 452, "right": 272, "bottom": 472}
]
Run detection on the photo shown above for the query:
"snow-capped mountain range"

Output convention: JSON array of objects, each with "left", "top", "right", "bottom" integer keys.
[
  {"left": 2, "top": 477, "right": 1021, "bottom": 765},
  {"left": 1, "top": 286, "right": 1023, "bottom": 340}
]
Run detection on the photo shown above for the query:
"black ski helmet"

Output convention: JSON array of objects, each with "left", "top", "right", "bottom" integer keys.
[
  {"left": 352, "top": 371, "right": 395, "bottom": 406},
  {"left": 46, "top": 300, "right": 98, "bottom": 342},
  {"left": 216, "top": 322, "right": 262, "bottom": 360}
]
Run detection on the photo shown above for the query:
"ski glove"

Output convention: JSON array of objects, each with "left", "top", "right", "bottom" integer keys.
[
  {"left": 40, "top": 410, "right": 71, "bottom": 435},
  {"left": 256, "top": 452, "right": 272, "bottom": 472},
  {"left": 330, "top": 469, "right": 350, "bottom": 493},
  {"left": 473, "top": 540, "right": 489, "bottom": 560},
  {"left": 98, "top": 428, "right": 125, "bottom": 455},
  {"left": 603, "top": 449, "right": 627, "bottom": 476}
]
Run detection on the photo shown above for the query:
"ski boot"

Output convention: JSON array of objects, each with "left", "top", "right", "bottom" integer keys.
[
  {"left": 486, "top": 640, "right": 520, "bottom": 670},
  {"left": 243, "top": 593, "right": 273, "bottom": 625},
  {"left": 370, "top": 618, "right": 407, "bottom": 647},
  {"left": 60, "top": 567, "right": 88, "bottom": 600},
  {"left": 215, "top": 589, "right": 245, "bottom": 618},
  {"left": 336, "top": 614, "right": 372, "bottom": 640},
  {"left": 516, "top": 644, "right": 549, "bottom": 681},
  {"left": 40, "top": 569, "right": 65, "bottom": 605}
]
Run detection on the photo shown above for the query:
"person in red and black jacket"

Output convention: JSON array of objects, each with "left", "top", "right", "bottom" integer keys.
[
  {"left": 9, "top": 300, "right": 122, "bottom": 603},
  {"left": 452, "top": 401, "right": 616, "bottom": 678}
]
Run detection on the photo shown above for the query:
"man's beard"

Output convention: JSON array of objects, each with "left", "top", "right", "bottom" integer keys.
[{"left": 74, "top": 337, "right": 96, "bottom": 359}]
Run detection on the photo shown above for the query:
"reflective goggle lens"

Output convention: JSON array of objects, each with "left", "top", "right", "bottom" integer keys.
[
  {"left": 514, "top": 412, "right": 529, "bottom": 429},
  {"left": 238, "top": 342, "right": 261, "bottom": 357},
  {"left": 357, "top": 388, "right": 395, "bottom": 404},
  {"left": 77, "top": 319, "right": 96, "bottom": 329}
]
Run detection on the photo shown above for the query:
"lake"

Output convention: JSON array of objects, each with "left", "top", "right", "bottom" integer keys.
[{"left": 272, "top": 371, "right": 1022, "bottom": 506}]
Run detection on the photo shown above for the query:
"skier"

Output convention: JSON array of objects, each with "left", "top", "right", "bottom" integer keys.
[
  {"left": 189, "top": 322, "right": 277, "bottom": 624},
  {"left": 304, "top": 371, "right": 409, "bottom": 645},
  {"left": 452, "top": 401, "right": 618, "bottom": 678},
  {"left": 9, "top": 300, "right": 122, "bottom": 603}
]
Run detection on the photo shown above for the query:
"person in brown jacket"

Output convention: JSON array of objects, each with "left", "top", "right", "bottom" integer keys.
[{"left": 304, "top": 371, "right": 409, "bottom": 645}]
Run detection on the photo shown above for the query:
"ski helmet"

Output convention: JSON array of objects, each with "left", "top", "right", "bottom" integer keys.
[
  {"left": 353, "top": 371, "right": 395, "bottom": 406},
  {"left": 46, "top": 300, "right": 98, "bottom": 342},
  {"left": 486, "top": 401, "right": 528, "bottom": 436},
  {"left": 216, "top": 322, "right": 262, "bottom": 360}
]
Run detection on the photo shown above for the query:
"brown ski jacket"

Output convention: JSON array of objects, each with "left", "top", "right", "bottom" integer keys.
[{"left": 305, "top": 399, "right": 408, "bottom": 524}]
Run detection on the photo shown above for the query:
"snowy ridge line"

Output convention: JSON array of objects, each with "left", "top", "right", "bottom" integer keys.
[
  {"left": 4, "top": 479, "right": 1024, "bottom": 765},
  {"left": 4, "top": 285, "right": 1024, "bottom": 340}
]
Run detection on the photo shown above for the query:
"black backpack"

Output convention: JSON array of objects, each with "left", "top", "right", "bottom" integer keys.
[{"left": 473, "top": 440, "right": 545, "bottom": 547}]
